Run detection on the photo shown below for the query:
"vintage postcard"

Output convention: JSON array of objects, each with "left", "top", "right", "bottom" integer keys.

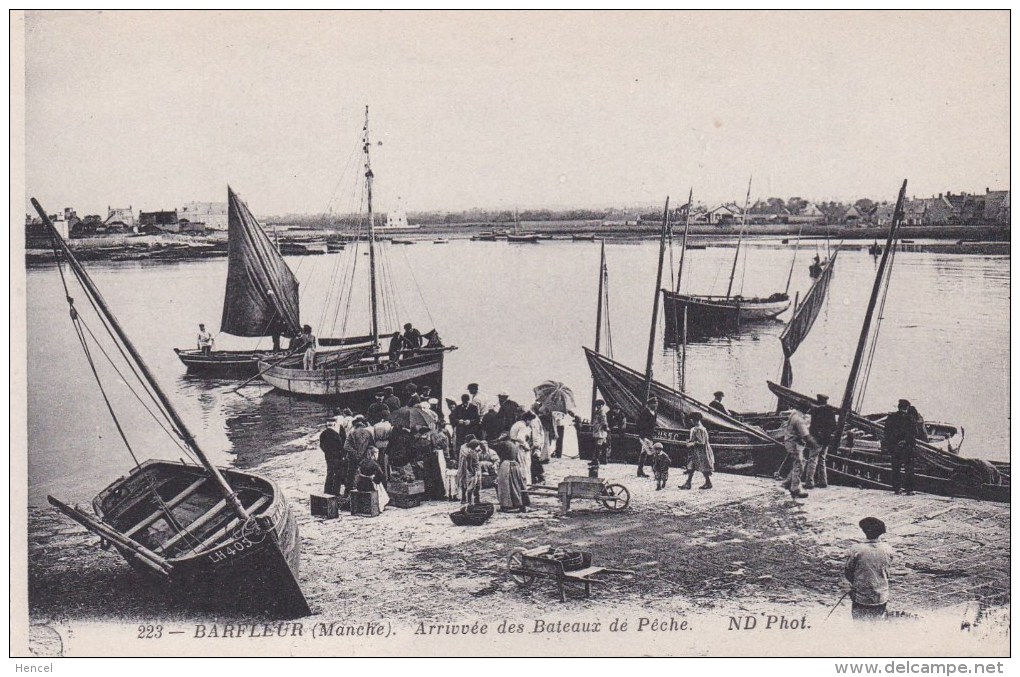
[{"left": 10, "top": 10, "right": 1011, "bottom": 664}]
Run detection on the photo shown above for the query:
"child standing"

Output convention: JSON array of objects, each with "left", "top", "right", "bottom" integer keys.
[{"left": 651, "top": 442, "right": 671, "bottom": 491}]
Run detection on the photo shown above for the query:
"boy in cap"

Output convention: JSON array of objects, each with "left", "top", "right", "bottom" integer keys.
[
  {"left": 591, "top": 399, "right": 610, "bottom": 469},
  {"left": 650, "top": 442, "right": 671, "bottom": 490},
  {"left": 844, "top": 517, "right": 894, "bottom": 621}
]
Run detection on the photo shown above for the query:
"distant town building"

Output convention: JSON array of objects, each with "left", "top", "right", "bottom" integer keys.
[
  {"left": 601, "top": 209, "right": 641, "bottom": 226},
  {"left": 139, "top": 209, "right": 179, "bottom": 231},
  {"left": 841, "top": 204, "right": 865, "bottom": 226},
  {"left": 707, "top": 203, "right": 743, "bottom": 225},
  {"left": 105, "top": 205, "right": 135, "bottom": 230},
  {"left": 179, "top": 201, "right": 228, "bottom": 230}
]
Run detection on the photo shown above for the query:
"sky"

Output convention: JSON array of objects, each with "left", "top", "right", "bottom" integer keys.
[{"left": 20, "top": 10, "right": 1010, "bottom": 216}]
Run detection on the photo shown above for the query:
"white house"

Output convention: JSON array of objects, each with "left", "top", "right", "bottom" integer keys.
[{"left": 179, "top": 202, "right": 228, "bottom": 230}]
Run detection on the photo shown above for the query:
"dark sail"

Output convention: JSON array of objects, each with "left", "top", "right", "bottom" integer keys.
[
  {"left": 779, "top": 249, "right": 838, "bottom": 386},
  {"left": 221, "top": 187, "right": 301, "bottom": 337}
]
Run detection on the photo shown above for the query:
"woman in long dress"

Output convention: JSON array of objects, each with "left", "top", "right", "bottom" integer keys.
[
  {"left": 509, "top": 414, "right": 534, "bottom": 486},
  {"left": 679, "top": 412, "right": 715, "bottom": 490},
  {"left": 355, "top": 447, "right": 390, "bottom": 510},
  {"left": 494, "top": 435, "right": 529, "bottom": 512}
]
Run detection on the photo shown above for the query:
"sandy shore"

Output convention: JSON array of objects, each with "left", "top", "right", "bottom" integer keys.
[{"left": 27, "top": 429, "right": 1009, "bottom": 656}]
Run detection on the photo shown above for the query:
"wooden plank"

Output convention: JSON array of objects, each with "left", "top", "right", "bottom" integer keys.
[
  {"left": 125, "top": 478, "right": 207, "bottom": 538},
  {"left": 155, "top": 499, "right": 228, "bottom": 554},
  {"left": 189, "top": 496, "right": 271, "bottom": 554},
  {"left": 565, "top": 566, "right": 606, "bottom": 581}
]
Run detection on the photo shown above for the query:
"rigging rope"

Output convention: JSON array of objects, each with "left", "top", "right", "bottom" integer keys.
[{"left": 855, "top": 244, "right": 899, "bottom": 410}]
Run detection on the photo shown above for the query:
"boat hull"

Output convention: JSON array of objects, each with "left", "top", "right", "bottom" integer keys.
[
  {"left": 662, "top": 289, "right": 790, "bottom": 337},
  {"left": 259, "top": 349, "right": 449, "bottom": 403},
  {"left": 79, "top": 460, "right": 310, "bottom": 617},
  {"left": 174, "top": 348, "right": 275, "bottom": 377}
]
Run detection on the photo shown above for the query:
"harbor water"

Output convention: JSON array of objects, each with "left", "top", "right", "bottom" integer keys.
[{"left": 26, "top": 240, "right": 1010, "bottom": 505}]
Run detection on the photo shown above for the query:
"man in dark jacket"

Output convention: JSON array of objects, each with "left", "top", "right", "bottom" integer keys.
[
  {"left": 319, "top": 425, "right": 346, "bottom": 496},
  {"left": 402, "top": 323, "right": 423, "bottom": 353},
  {"left": 495, "top": 392, "right": 520, "bottom": 434},
  {"left": 480, "top": 408, "right": 503, "bottom": 441},
  {"left": 635, "top": 397, "right": 658, "bottom": 478},
  {"left": 367, "top": 392, "right": 391, "bottom": 424},
  {"left": 883, "top": 399, "right": 917, "bottom": 495},
  {"left": 382, "top": 386, "right": 402, "bottom": 413},
  {"left": 708, "top": 391, "right": 729, "bottom": 416},
  {"left": 805, "top": 394, "right": 837, "bottom": 489},
  {"left": 388, "top": 331, "right": 404, "bottom": 364},
  {"left": 451, "top": 394, "right": 481, "bottom": 448}
]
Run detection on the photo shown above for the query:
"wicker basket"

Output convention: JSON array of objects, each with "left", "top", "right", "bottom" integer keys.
[
  {"left": 550, "top": 550, "right": 586, "bottom": 571},
  {"left": 450, "top": 502, "right": 495, "bottom": 526}
]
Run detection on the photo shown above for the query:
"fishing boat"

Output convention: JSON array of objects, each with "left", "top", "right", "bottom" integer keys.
[
  {"left": 768, "top": 181, "right": 1008, "bottom": 503},
  {"left": 433, "top": 238, "right": 449, "bottom": 244},
  {"left": 583, "top": 195, "right": 788, "bottom": 475},
  {"left": 571, "top": 234, "right": 597, "bottom": 242},
  {"left": 391, "top": 238, "right": 415, "bottom": 245},
  {"left": 278, "top": 239, "right": 328, "bottom": 255},
  {"left": 506, "top": 209, "right": 541, "bottom": 243},
  {"left": 174, "top": 188, "right": 365, "bottom": 377},
  {"left": 326, "top": 239, "right": 347, "bottom": 252},
  {"left": 31, "top": 198, "right": 311, "bottom": 618},
  {"left": 258, "top": 107, "right": 456, "bottom": 403},
  {"left": 662, "top": 179, "right": 791, "bottom": 337},
  {"left": 470, "top": 231, "right": 499, "bottom": 241}
]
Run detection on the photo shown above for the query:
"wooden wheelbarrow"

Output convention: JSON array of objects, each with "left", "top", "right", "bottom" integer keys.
[
  {"left": 526, "top": 475, "right": 630, "bottom": 515},
  {"left": 508, "top": 545, "right": 635, "bottom": 602}
]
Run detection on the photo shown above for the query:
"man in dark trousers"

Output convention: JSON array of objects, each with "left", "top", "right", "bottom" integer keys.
[
  {"left": 387, "top": 331, "right": 404, "bottom": 364},
  {"left": 606, "top": 406, "right": 627, "bottom": 461},
  {"left": 319, "top": 424, "right": 347, "bottom": 496},
  {"left": 844, "top": 517, "right": 894, "bottom": 621},
  {"left": 884, "top": 399, "right": 917, "bottom": 495},
  {"left": 402, "top": 323, "right": 423, "bottom": 353},
  {"left": 805, "top": 393, "right": 837, "bottom": 488},
  {"left": 451, "top": 393, "right": 481, "bottom": 448},
  {"left": 635, "top": 396, "right": 658, "bottom": 478},
  {"left": 708, "top": 391, "right": 728, "bottom": 416},
  {"left": 382, "top": 386, "right": 402, "bottom": 413}
]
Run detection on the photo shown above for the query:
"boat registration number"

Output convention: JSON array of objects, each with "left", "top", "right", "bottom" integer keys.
[{"left": 207, "top": 535, "right": 258, "bottom": 564}]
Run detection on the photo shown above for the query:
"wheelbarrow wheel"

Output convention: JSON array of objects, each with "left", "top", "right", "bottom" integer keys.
[
  {"left": 508, "top": 549, "right": 535, "bottom": 587},
  {"left": 599, "top": 483, "right": 630, "bottom": 511}
]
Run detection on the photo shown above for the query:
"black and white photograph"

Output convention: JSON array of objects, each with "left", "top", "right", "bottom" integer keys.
[{"left": 10, "top": 10, "right": 1011, "bottom": 664}]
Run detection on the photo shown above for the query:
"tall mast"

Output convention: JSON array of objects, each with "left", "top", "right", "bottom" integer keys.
[
  {"left": 591, "top": 239, "right": 607, "bottom": 419},
  {"left": 32, "top": 198, "right": 249, "bottom": 522},
  {"left": 642, "top": 197, "right": 670, "bottom": 402},
  {"left": 674, "top": 188, "right": 694, "bottom": 292},
  {"left": 363, "top": 105, "right": 380, "bottom": 348},
  {"left": 784, "top": 222, "right": 805, "bottom": 294},
  {"left": 826, "top": 180, "right": 908, "bottom": 457},
  {"left": 725, "top": 177, "right": 753, "bottom": 299}
]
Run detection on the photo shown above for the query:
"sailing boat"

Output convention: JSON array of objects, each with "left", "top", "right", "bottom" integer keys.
[
  {"left": 583, "top": 196, "right": 789, "bottom": 475},
  {"left": 258, "top": 107, "right": 456, "bottom": 402},
  {"left": 506, "top": 208, "right": 540, "bottom": 243},
  {"left": 32, "top": 198, "right": 311, "bottom": 617},
  {"left": 174, "top": 187, "right": 369, "bottom": 377},
  {"left": 662, "top": 179, "right": 791, "bottom": 337},
  {"left": 765, "top": 181, "right": 1009, "bottom": 503}
]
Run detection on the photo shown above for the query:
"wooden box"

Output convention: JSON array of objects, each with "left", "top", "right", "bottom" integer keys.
[
  {"left": 310, "top": 493, "right": 340, "bottom": 519},
  {"left": 390, "top": 493, "right": 421, "bottom": 509},
  {"left": 350, "top": 490, "right": 381, "bottom": 517},
  {"left": 389, "top": 480, "right": 426, "bottom": 496}
]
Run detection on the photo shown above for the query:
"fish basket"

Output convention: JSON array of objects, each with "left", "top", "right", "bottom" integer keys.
[
  {"left": 450, "top": 502, "right": 494, "bottom": 526},
  {"left": 549, "top": 549, "right": 588, "bottom": 571}
]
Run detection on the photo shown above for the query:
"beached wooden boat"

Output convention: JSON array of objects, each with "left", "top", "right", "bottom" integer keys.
[
  {"left": 31, "top": 198, "right": 311, "bottom": 617},
  {"left": 258, "top": 107, "right": 456, "bottom": 403}
]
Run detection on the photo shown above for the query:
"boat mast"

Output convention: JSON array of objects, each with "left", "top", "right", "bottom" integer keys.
[
  {"left": 591, "top": 239, "right": 607, "bottom": 419},
  {"left": 674, "top": 188, "right": 693, "bottom": 292},
  {"left": 31, "top": 198, "right": 250, "bottom": 522},
  {"left": 642, "top": 197, "right": 670, "bottom": 402},
  {"left": 784, "top": 222, "right": 805, "bottom": 294},
  {"left": 725, "top": 177, "right": 753, "bottom": 299},
  {"left": 826, "top": 180, "right": 907, "bottom": 458},
  {"left": 680, "top": 306, "right": 688, "bottom": 393},
  {"left": 363, "top": 105, "right": 380, "bottom": 349}
]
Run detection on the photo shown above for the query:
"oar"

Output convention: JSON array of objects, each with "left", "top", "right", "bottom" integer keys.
[
  {"left": 232, "top": 346, "right": 302, "bottom": 393},
  {"left": 825, "top": 590, "right": 851, "bottom": 622}
]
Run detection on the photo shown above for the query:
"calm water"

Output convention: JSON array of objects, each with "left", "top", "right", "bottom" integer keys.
[{"left": 26, "top": 240, "right": 1010, "bottom": 505}]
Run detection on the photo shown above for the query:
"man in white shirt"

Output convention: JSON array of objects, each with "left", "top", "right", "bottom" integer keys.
[
  {"left": 467, "top": 383, "right": 496, "bottom": 417},
  {"left": 845, "top": 517, "right": 894, "bottom": 621},
  {"left": 196, "top": 324, "right": 214, "bottom": 356}
]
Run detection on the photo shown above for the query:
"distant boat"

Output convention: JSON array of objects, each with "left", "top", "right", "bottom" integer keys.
[
  {"left": 868, "top": 241, "right": 882, "bottom": 256},
  {"left": 506, "top": 233, "right": 541, "bottom": 243},
  {"left": 470, "top": 232, "right": 499, "bottom": 241},
  {"left": 278, "top": 240, "right": 327, "bottom": 255},
  {"left": 571, "top": 234, "right": 597, "bottom": 242},
  {"left": 433, "top": 238, "right": 449, "bottom": 244},
  {"left": 326, "top": 240, "right": 346, "bottom": 252},
  {"left": 391, "top": 238, "right": 415, "bottom": 245}
]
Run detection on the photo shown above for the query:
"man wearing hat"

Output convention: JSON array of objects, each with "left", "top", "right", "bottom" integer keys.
[
  {"left": 782, "top": 399, "right": 817, "bottom": 499},
  {"left": 635, "top": 396, "right": 659, "bottom": 478},
  {"left": 494, "top": 391, "right": 519, "bottom": 433},
  {"left": 591, "top": 399, "right": 610, "bottom": 469},
  {"left": 367, "top": 391, "right": 391, "bottom": 425},
  {"left": 805, "top": 394, "right": 836, "bottom": 488},
  {"left": 382, "top": 386, "right": 402, "bottom": 413},
  {"left": 451, "top": 393, "right": 481, "bottom": 448},
  {"left": 343, "top": 415, "right": 376, "bottom": 496},
  {"left": 844, "top": 517, "right": 894, "bottom": 621},
  {"left": 883, "top": 399, "right": 917, "bottom": 495},
  {"left": 708, "top": 391, "right": 729, "bottom": 416}
]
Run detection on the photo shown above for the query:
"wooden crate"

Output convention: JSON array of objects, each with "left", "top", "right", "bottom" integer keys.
[
  {"left": 350, "top": 490, "right": 381, "bottom": 517},
  {"left": 390, "top": 493, "right": 421, "bottom": 509},
  {"left": 389, "top": 480, "right": 425, "bottom": 496},
  {"left": 310, "top": 493, "right": 340, "bottom": 519}
]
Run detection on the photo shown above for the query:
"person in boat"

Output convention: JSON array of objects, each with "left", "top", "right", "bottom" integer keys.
[
  {"left": 782, "top": 400, "right": 817, "bottom": 499},
  {"left": 635, "top": 396, "right": 659, "bottom": 479},
  {"left": 591, "top": 399, "right": 610, "bottom": 469},
  {"left": 456, "top": 437, "right": 483, "bottom": 505},
  {"left": 196, "top": 323, "right": 214, "bottom": 356},
  {"left": 271, "top": 330, "right": 282, "bottom": 352},
  {"left": 510, "top": 412, "right": 535, "bottom": 486},
  {"left": 494, "top": 432, "right": 529, "bottom": 513},
  {"left": 296, "top": 324, "right": 317, "bottom": 370},
  {"left": 387, "top": 331, "right": 404, "bottom": 365},
  {"left": 480, "top": 407, "right": 503, "bottom": 442},
  {"left": 708, "top": 391, "right": 729, "bottom": 416},
  {"left": 844, "top": 517, "right": 894, "bottom": 621},
  {"left": 367, "top": 391, "right": 391, "bottom": 425},
  {"left": 343, "top": 415, "right": 376, "bottom": 496},
  {"left": 372, "top": 415, "right": 393, "bottom": 487},
  {"left": 382, "top": 386, "right": 402, "bottom": 413},
  {"left": 884, "top": 399, "right": 916, "bottom": 496},
  {"left": 469, "top": 383, "right": 498, "bottom": 418},
  {"left": 319, "top": 424, "right": 346, "bottom": 496},
  {"left": 451, "top": 394, "right": 481, "bottom": 448},
  {"left": 355, "top": 446, "right": 390, "bottom": 511},
  {"left": 679, "top": 412, "right": 714, "bottom": 490},
  {"left": 402, "top": 323, "right": 423, "bottom": 355},
  {"left": 494, "top": 391, "right": 519, "bottom": 432},
  {"left": 651, "top": 442, "right": 671, "bottom": 491},
  {"left": 805, "top": 394, "right": 836, "bottom": 489}
]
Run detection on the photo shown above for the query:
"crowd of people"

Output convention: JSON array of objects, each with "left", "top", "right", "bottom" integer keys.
[{"left": 317, "top": 382, "right": 580, "bottom": 514}]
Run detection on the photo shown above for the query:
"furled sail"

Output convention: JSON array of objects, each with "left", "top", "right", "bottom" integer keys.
[
  {"left": 220, "top": 187, "right": 301, "bottom": 337},
  {"left": 779, "top": 249, "right": 838, "bottom": 386}
]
